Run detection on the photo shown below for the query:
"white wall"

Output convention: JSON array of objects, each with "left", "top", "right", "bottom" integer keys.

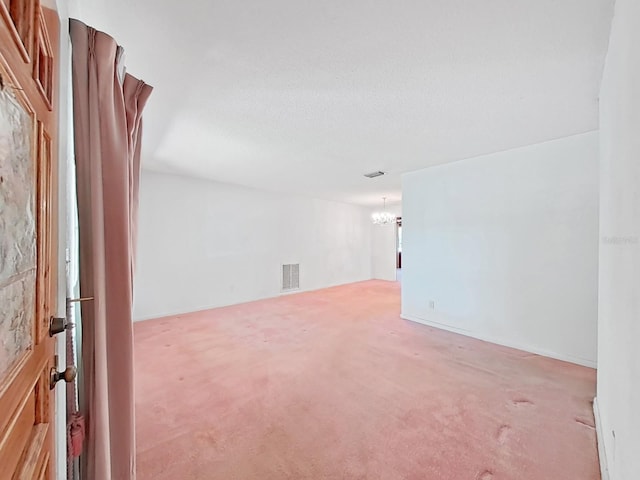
[
  {"left": 401, "top": 132, "right": 599, "bottom": 367},
  {"left": 133, "top": 172, "right": 372, "bottom": 320},
  {"left": 370, "top": 204, "right": 401, "bottom": 281},
  {"left": 596, "top": 0, "right": 640, "bottom": 477}
]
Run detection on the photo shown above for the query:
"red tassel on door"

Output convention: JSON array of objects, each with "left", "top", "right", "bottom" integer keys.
[{"left": 68, "top": 413, "right": 85, "bottom": 457}]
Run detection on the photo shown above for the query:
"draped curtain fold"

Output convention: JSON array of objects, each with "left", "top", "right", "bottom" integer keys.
[{"left": 69, "top": 19, "right": 152, "bottom": 480}]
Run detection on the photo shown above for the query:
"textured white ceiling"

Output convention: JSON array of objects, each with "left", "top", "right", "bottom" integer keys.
[{"left": 70, "top": 0, "right": 614, "bottom": 206}]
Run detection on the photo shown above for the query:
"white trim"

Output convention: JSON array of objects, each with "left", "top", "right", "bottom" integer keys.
[
  {"left": 133, "top": 279, "right": 372, "bottom": 322},
  {"left": 400, "top": 313, "right": 597, "bottom": 369},
  {"left": 133, "top": 303, "right": 244, "bottom": 322},
  {"left": 593, "top": 397, "right": 610, "bottom": 480}
]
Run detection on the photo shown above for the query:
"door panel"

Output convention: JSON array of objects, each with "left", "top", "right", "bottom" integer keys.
[
  {"left": 0, "top": 1, "right": 59, "bottom": 479},
  {"left": 0, "top": 81, "right": 35, "bottom": 380}
]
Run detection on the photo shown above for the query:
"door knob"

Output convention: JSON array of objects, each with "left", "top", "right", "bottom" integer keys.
[{"left": 50, "top": 365, "right": 77, "bottom": 389}]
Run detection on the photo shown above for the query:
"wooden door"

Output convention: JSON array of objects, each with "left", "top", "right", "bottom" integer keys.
[{"left": 0, "top": 1, "right": 60, "bottom": 479}]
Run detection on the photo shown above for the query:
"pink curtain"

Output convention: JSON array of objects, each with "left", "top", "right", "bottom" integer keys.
[{"left": 70, "top": 19, "right": 152, "bottom": 480}]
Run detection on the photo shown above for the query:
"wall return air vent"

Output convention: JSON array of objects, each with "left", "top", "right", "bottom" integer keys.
[{"left": 282, "top": 264, "right": 300, "bottom": 291}]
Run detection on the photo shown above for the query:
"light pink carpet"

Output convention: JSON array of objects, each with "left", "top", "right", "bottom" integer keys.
[{"left": 134, "top": 280, "right": 599, "bottom": 480}]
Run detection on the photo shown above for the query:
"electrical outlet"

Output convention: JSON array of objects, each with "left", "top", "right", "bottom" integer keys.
[{"left": 429, "top": 300, "right": 435, "bottom": 309}]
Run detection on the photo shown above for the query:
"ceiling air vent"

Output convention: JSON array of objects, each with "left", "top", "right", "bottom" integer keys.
[
  {"left": 282, "top": 264, "right": 300, "bottom": 292},
  {"left": 364, "top": 171, "right": 386, "bottom": 178}
]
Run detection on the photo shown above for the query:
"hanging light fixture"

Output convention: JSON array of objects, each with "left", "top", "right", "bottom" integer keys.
[{"left": 371, "top": 197, "right": 396, "bottom": 225}]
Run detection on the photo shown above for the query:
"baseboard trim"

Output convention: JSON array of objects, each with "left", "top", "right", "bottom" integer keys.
[
  {"left": 593, "top": 397, "right": 610, "bottom": 480},
  {"left": 133, "top": 303, "right": 241, "bottom": 322},
  {"left": 400, "top": 313, "right": 597, "bottom": 369},
  {"left": 133, "top": 278, "right": 374, "bottom": 322}
]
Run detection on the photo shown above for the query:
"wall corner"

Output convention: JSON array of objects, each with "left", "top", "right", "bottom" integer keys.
[{"left": 593, "top": 397, "right": 610, "bottom": 480}]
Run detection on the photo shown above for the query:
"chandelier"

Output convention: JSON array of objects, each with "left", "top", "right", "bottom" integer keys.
[{"left": 371, "top": 197, "right": 396, "bottom": 225}]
